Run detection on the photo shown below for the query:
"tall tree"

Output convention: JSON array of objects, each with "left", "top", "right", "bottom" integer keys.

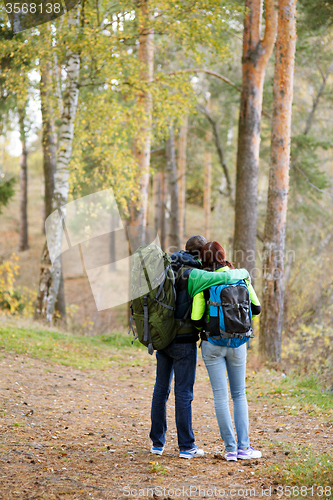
[
  {"left": 17, "top": 104, "right": 29, "bottom": 251},
  {"left": 40, "top": 58, "right": 56, "bottom": 229},
  {"left": 167, "top": 125, "right": 180, "bottom": 252},
  {"left": 177, "top": 116, "right": 188, "bottom": 243},
  {"left": 130, "top": 0, "right": 154, "bottom": 240},
  {"left": 35, "top": 9, "right": 80, "bottom": 323},
  {"left": 260, "top": 0, "right": 297, "bottom": 364},
  {"left": 204, "top": 121, "right": 212, "bottom": 240},
  {"left": 233, "top": 0, "right": 278, "bottom": 276}
]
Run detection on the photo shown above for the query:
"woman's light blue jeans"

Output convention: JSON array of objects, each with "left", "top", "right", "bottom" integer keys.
[{"left": 201, "top": 341, "right": 249, "bottom": 452}]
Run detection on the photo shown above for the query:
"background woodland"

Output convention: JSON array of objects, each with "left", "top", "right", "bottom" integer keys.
[{"left": 1, "top": 0, "right": 333, "bottom": 386}]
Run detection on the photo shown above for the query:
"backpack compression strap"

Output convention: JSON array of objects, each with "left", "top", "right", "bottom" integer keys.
[{"left": 143, "top": 295, "right": 154, "bottom": 355}]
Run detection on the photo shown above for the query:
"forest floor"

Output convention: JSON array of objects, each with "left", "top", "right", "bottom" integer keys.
[{"left": 1, "top": 324, "right": 333, "bottom": 500}]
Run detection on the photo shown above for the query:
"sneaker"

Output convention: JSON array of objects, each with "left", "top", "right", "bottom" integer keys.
[
  {"left": 179, "top": 446, "right": 204, "bottom": 459},
  {"left": 224, "top": 451, "right": 238, "bottom": 461},
  {"left": 237, "top": 446, "right": 262, "bottom": 459},
  {"left": 150, "top": 446, "right": 164, "bottom": 456}
]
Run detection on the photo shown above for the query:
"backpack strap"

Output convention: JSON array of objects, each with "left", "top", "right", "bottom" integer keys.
[
  {"left": 154, "top": 265, "right": 175, "bottom": 310},
  {"left": 143, "top": 295, "right": 154, "bottom": 355}
]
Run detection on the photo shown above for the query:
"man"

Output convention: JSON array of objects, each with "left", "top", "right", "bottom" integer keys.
[{"left": 149, "top": 235, "right": 249, "bottom": 459}]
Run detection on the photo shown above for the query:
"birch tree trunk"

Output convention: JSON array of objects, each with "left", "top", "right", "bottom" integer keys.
[
  {"left": 130, "top": 0, "right": 154, "bottom": 242},
  {"left": 18, "top": 106, "right": 29, "bottom": 251},
  {"left": 233, "top": 0, "right": 277, "bottom": 277},
  {"left": 167, "top": 125, "right": 180, "bottom": 252},
  {"left": 260, "top": 0, "right": 297, "bottom": 364},
  {"left": 35, "top": 9, "right": 80, "bottom": 323},
  {"left": 204, "top": 128, "right": 212, "bottom": 241},
  {"left": 178, "top": 116, "right": 188, "bottom": 243}
]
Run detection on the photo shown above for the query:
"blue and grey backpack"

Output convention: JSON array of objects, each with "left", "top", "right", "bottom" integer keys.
[{"left": 203, "top": 280, "right": 253, "bottom": 347}]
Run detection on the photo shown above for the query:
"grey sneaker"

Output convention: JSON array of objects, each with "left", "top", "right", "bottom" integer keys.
[
  {"left": 237, "top": 446, "right": 262, "bottom": 459},
  {"left": 179, "top": 446, "right": 204, "bottom": 459},
  {"left": 150, "top": 446, "right": 164, "bottom": 456},
  {"left": 224, "top": 451, "right": 238, "bottom": 461}
]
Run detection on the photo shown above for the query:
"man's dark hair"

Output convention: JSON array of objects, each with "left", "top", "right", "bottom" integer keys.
[{"left": 185, "top": 235, "right": 207, "bottom": 259}]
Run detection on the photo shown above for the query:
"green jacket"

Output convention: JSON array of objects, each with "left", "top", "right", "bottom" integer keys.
[
  {"left": 187, "top": 267, "right": 249, "bottom": 297},
  {"left": 191, "top": 266, "right": 260, "bottom": 324}
]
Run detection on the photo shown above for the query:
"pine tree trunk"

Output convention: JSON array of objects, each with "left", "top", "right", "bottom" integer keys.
[
  {"left": 160, "top": 169, "right": 166, "bottom": 251},
  {"left": 153, "top": 172, "right": 161, "bottom": 233},
  {"left": 260, "top": 0, "right": 297, "bottom": 364},
  {"left": 204, "top": 128, "right": 212, "bottom": 241},
  {"left": 18, "top": 107, "right": 29, "bottom": 252},
  {"left": 167, "top": 125, "right": 180, "bottom": 252},
  {"left": 35, "top": 9, "right": 80, "bottom": 323},
  {"left": 130, "top": 0, "right": 154, "bottom": 243},
  {"left": 233, "top": 0, "right": 277, "bottom": 277},
  {"left": 178, "top": 116, "right": 188, "bottom": 243}
]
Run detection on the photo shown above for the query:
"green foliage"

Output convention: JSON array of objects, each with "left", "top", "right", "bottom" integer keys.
[
  {"left": 290, "top": 134, "right": 331, "bottom": 201},
  {"left": 298, "top": 0, "right": 333, "bottom": 30},
  {"left": 0, "top": 177, "right": 16, "bottom": 214}
]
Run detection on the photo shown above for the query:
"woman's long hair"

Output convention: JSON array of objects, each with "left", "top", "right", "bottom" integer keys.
[{"left": 200, "top": 241, "right": 234, "bottom": 271}]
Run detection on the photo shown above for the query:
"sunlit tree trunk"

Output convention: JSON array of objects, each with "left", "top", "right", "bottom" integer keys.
[
  {"left": 35, "top": 9, "right": 80, "bottom": 323},
  {"left": 233, "top": 0, "right": 277, "bottom": 277},
  {"left": 167, "top": 125, "right": 180, "bottom": 252},
  {"left": 204, "top": 128, "right": 212, "bottom": 240},
  {"left": 18, "top": 106, "right": 29, "bottom": 251},
  {"left": 260, "top": 0, "right": 297, "bottom": 364},
  {"left": 178, "top": 115, "right": 188, "bottom": 243},
  {"left": 130, "top": 0, "right": 154, "bottom": 242}
]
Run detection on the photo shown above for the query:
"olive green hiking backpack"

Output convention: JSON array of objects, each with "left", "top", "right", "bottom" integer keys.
[{"left": 129, "top": 244, "right": 177, "bottom": 354}]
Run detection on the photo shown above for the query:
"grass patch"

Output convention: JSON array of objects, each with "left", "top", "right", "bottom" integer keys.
[
  {"left": 263, "top": 444, "right": 333, "bottom": 497},
  {"left": 0, "top": 324, "right": 147, "bottom": 369},
  {"left": 247, "top": 370, "right": 333, "bottom": 422}
]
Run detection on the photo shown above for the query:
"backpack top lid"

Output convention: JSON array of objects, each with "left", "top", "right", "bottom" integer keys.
[
  {"left": 131, "top": 244, "right": 171, "bottom": 300},
  {"left": 170, "top": 250, "right": 201, "bottom": 272}
]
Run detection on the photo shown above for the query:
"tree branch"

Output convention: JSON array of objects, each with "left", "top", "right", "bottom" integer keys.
[
  {"left": 260, "top": 0, "right": 278, "bottom": 68},
  {"left": 157, "top": 68, "right": 272, "bottom": 119},
  {"left": 197, "top": 104, "right": 234, "bottom": 206},
  {"left": 303, "top": 61, "right": 333, "bottom": 136},
  {"left": 155, "top": 68, "right": 241, "bottom": 92}
]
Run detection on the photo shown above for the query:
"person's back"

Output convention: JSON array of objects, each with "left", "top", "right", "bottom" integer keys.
[
  {"left": 149, "top": 235, "right": 207, "bottom": 459},
  {"left": 171, "top": 248, "right": 203, "bottom": 344}
]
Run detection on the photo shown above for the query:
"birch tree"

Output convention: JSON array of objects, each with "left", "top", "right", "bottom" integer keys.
[
  {"left": 35, "top": 9, "right": 80, "bottom": 322},
  {"left": 233, "top": 0, "right": 278, "bottom": 277},
  {"left": 260, "top": 0, "right": 297, "bottom": 364}
]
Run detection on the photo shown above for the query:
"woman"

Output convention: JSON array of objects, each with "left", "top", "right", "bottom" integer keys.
[{"left": 191, "top": 241, "right": 261, "bottom": 461}]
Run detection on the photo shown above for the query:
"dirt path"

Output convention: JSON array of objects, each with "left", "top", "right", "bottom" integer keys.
[{"left": 0, "top": 352, "right": 331, "bottom": 500}]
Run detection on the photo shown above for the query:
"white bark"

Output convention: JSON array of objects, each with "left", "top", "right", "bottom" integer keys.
[{"left": 45, "top": 9, "right": 81, "bottom": 322}]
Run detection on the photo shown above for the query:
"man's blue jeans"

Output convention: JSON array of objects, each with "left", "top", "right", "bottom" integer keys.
[
  {"left": 150, "top": 339, "right": 197, "bottom": 451},
  {"left": 201, "top": 341, "right": 249, "bottom": 452}
]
